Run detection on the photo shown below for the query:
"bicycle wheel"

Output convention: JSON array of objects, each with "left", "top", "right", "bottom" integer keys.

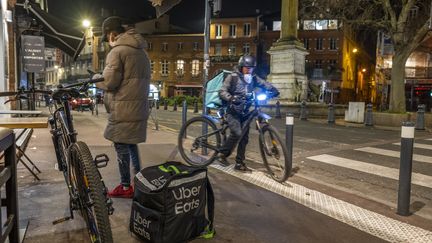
[
  {"left": 178, "top": 116, "right": 221, "bottom": 167},
  {"left": 69, "top": 141, "right": 113, "bottom": 243},
  {"left": 259, "top": 125, "right": 291, "bottom": 182}
]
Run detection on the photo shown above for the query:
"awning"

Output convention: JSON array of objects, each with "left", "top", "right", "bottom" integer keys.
[
  {"left": 174, "top": 84, "right": 203, "bottom": 88},
  {"left": 16, "top": 1, "right": 85, "bottom": 60}
]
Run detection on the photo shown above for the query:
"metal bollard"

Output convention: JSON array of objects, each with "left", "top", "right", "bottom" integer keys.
[
  {"left": 164, "top": 100, "right": 168, "bottom": 110},
  {"left": 397, "top": 122, "right": 415, "bottom": 216},
  {"left": 285, "top": 112, "right": 294, "bottom": 172},
  {"left": 415, "top": 104, "right": 425, "bottom": 130},
  {"left": 156, "top": 100, "right": 159, "bottom": 109},
  {"left": 365, "top": 103, "right": 373, "bottom": 126},
  {"left": 328, "top": 103, "right": 335, "bottom": 124},
  {"left": 182, "top": 100, "right": 187, "bottom": 138},
  {"left": 299, "top": 100, "right": 308, "bottom": 120},
  {"left": 194, "top": 100, "right": 199, "bottom": 113},
  {"left": 173, "top": 101, "right": 177, "bottom": 111},
  {"left": 275, "top": 101, "right": 282, "bottom": 119}
]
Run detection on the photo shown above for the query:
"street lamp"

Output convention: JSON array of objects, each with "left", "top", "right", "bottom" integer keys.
[
  {"left": 352, "top": 48, "right": 358, "bottom": 53},
  {"left": 82, "top": 19, "right": 91, "bottom": 28},
  {"left": 362, "top": 68, "right": 367, "bottom": 73}
]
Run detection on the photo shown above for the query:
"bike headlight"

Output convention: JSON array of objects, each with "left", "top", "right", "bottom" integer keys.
[{"left": 257, "top": 94, "right": 267, "bottom": 101}]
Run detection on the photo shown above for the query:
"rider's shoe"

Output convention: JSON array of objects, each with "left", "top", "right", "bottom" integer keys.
[
  {"left": 217, "top": 154, "right": 230, "bottom": 167},
  {"left": 234, "top": 163, "right": 252, "bottom": 173},
  {"left": 108, "top": 184, "right": 134, "bottom": 198}
]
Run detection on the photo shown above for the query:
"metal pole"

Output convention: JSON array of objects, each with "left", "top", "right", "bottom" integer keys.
[
  {"left": 299, "top": 100, "right": 307, "bottom": 120},
  {"left": 285, "top": 112, "right": 294, "bottom": 170},
  {"left": 415, "top": 104, "right": 425, "bottom": 130},
  {"left": 153, "top": 100, "right": 159, "bottom": 131},
  {"left": 365, "top": 103, "right": 373, "bottom": 126},
  {"left": 182, "top": 100, "right": 187, "bottom": 138},
  {"left": 328, "top": 103, "right": 335, "bottom": 124},
  {"left": 202, "top": 0, "right": 211, "bottom": 155},
  {"left": 275, "top": 101, "right": 281, "bottom": 119},
  {"left": 397, "top": 122, "right": 415, "bottom": 216}
]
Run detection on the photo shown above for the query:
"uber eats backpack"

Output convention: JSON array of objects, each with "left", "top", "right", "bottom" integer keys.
[
  {"left": 205, "top": 70, "right": 232, "bottom": 108},
  {"left": 130, "top": 161, "right": 215, "bottom": 243}
]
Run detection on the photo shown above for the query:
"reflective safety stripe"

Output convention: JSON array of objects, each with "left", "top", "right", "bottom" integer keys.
[
  {"left": 168, "top": 172, "right": 206, "bottom": 187},
  {"left": 135, "top": 172, "right": 158, "bottom": 191}
]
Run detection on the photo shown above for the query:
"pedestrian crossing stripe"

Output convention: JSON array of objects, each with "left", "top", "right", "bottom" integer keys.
[
  {"left": 306, "top": 154, "right": 432, "bottom": 188},
  {"left": 392, "top": 142, "right": 432, "bottom": 150},
  {"left": 355, "top": 147, "right": 432, "bottom": 164},
  {"left": 210, "top": 163, "right": 432, "bottom": 243},
  {"left": 426, "top": 138, "right": 432, "bottom": 141}
]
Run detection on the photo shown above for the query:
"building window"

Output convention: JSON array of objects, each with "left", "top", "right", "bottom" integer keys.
[
  {"left": 215, "top": 25, "right": 222, "bottom": 39},
  {"left": 329, "top": 38, "right": 337, "bottom": 50},
  {"left": 176, "top": 59, "right": 185, "bottom": 76},
  {"left": 229, "top": 24, "right": 237, "bottom": 37},
  {"left": 148, "top": 42, "right": 153, "bottom": 51},
  {"left": 316, "top": 38, "right": 323, "bottom": 50},
  {"left": 193, "top": 42, "right": 199, "bottom": 51},
  {"left": 162, "top": 42, "right": 168, "bottom": 52},
  {"left": 228, "top": 43, "right": 236, "bottom": 56},
  {"left": 315, "top": 59, "right": 323, "bottom": 69},
  {"left": 191, "top": 60, "right": 200, "bottom": 77},
  {"left": 329, "top": 59, "right": 337, "bottom": 66},
  {"left": 161, "top": 60, "right": 169, "bottom": 76},
  {"left": 243, "top": 23, "right": 251, "bottom": 36},
  {"left": 177, "top": 42, "right": 183, "bottom": 51},
  {"left": 242, "top": 43, "right": 250, "bottom": 54},
  {"left": 215, "top": 43, "right": 222, "bottom": 56},
  {"left": 150, "top": 60, "right": 155, "bottom": 73},
  {"left": 303, "top": 38, "right": 309, "bottom": 50}
]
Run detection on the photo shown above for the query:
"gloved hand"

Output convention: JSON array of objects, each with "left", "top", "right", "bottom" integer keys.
[
  {"left": 230, "top": 95, "right": 243, "bottom": 105},
  {"left": 92, "top": 73, "right": 104, "bottom": 80}
]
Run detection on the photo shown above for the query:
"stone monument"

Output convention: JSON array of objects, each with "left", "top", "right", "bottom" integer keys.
[{"left": 267, "top": 0, "right": 309, "bottom": 102}]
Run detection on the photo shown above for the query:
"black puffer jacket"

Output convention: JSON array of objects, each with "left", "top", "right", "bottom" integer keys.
[{"left": 219, "top": 71, "right": 279, "bottom": 115}]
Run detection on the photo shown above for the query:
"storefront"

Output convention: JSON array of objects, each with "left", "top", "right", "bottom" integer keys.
[
  {"left": 167, "top": 84, "right": 202, "bottom": 97},
  {"left": 405, "top": 79, "right": 432, "bottom": 112}
]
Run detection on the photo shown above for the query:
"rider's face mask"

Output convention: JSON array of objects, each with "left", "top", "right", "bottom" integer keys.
[{"left": 244, "top": 74, "right": 253, "bottom": 84}]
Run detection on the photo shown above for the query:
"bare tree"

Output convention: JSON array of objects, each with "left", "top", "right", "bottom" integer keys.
[{"left": 300, "top": 0, "right": 431, "bottom": 112}]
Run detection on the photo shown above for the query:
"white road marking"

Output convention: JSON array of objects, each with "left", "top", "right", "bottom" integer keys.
[
  {"left": 210, "top": 163, "right": 432, "bottom": 243},
  {"left": 307, "top": 154, "right": 432, "bottom": 188},
  {"left": 393, "top": 142, "right": 432, "bottom": 150},
  {"left": 355, "top": 147, "right": 432, "bottom": 164}
]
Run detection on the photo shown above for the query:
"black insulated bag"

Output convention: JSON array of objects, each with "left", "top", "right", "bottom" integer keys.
[{"left": 130, "top": 161, "right": 215, "bottom": 243}]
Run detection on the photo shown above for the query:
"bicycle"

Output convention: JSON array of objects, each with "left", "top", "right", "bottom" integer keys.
[
  {"left": 178, "top": 91, "right": 291, "bottom": 182},
  {"left": 48, "top": 76, "right": 114, "bottom": 243}
]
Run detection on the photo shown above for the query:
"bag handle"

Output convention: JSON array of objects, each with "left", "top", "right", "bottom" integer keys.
[{"left": 158, "top": 165, "right": 188, "bottom": 175}]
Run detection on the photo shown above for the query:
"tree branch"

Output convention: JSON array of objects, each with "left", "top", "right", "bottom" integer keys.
[
  {"left": 381, "top": 0, "right": 397, "bottom": 31},
  {"left": 398, "top": 0, "right": 416, "bottom": 28},
  {"left": 405, "top": 21, "right": 431, "bottom": 56}
]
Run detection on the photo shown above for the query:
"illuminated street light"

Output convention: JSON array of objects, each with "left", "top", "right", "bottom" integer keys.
[
  {"left": 352, "top": 48, "right": 358, "bottom": 53},
  {"left": 362, "top": 68, "right": 367, "bottom": 72},
  {"left": 82, "top": 19, "right": 91, "bottom": 28}
]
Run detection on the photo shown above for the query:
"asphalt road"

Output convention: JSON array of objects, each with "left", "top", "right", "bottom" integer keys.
[{"left": 150, "top": 108, "right": 432, "bottom": 222}]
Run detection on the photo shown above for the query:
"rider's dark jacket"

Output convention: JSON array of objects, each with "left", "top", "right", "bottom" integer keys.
[{"left": 219, "top": 71, "right": 279, "bottom": 115}]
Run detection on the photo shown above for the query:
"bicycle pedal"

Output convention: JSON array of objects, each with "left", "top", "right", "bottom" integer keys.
[
  {"left": 52, "top": 216, "right": 72, "bottom": 225},
  {"left": 94, "top": 153, "right": 109, "bottom": 168}
]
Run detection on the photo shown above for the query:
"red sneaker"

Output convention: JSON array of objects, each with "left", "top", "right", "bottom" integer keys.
[{"left": 108, "top": 184, "right": 134, "bottom": 198}]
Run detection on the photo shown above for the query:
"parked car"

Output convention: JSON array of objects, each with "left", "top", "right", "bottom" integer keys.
[{"left": 69, "top": 94, "right": 94, "bottom": 111}]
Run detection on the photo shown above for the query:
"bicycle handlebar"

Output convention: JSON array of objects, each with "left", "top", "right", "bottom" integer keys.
[{"left": 61, "top": 77, "right": 105, "bottom": 89}]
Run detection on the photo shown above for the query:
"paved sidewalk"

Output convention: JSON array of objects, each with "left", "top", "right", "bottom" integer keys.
[{"left": 15, "top": 107, "right": 431, "bottom": 242}]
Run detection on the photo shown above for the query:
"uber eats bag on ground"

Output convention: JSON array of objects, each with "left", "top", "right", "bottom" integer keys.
[{"left": 130, "top": 161, "right": 215, "bottom": 243}]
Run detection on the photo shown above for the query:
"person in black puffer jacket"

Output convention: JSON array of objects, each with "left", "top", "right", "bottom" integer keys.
[{"left": 218, "top": 55, "right": 279, "bottom": 172}]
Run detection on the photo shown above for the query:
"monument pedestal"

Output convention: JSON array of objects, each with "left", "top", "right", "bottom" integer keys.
[{"left": 267, "top": 43, "right": 308, "bottom": 102}]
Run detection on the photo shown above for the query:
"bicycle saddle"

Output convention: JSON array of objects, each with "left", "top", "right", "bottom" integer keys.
[{"left": 52, "top": 88, "right": 80, "bottom": 101}]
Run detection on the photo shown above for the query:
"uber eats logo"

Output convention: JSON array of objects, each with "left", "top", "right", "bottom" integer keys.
[
  {"left": 132, "top": 211, "right": 152, "bottom": 240},
  {"left": 172, "top": 185, "right": 201, "bottom": 214}
]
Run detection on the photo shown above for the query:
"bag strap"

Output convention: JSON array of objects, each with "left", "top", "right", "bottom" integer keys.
[
  {"left": 200, "top": 178, "right": 215, "bottom": 239},
  {"left": 158, "top": 165, "right": 188, "bottom": 175}
]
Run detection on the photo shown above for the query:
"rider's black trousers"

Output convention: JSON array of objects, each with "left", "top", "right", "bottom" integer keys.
[{"left": 219, "top": 112, "right": 250, "bottom": 164}]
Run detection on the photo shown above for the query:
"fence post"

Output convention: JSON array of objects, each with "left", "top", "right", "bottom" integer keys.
[
  {"left": 163, "top": 100, "right": 168, "bottom": 110},
  {"left": 182, "top": 100, "right": 187, "bottom": 138},
  {"left": 156, "top": 100, "right": 159, "bottom": 110},
  {"left": 415, "top": 104, "right": 425, "bottom": 130},
  {"left": 173, "top": 101, "right": 178, "bottom": 111},
  {"left": 299, "top": 100, "right": 308, "bottom": 121},
  {"left": 194, "top": 100, "right": 199, "bottom": 113},
  {"left": 328, "top": 103, "right": 335, "bottom": 124},
  {"left": 397, "top": 122, "right": 415, "bottom": 216},
  {"left": 286, "top": 112, "right": 294, "bottom": 171},
  {"left": 275, "top": 101, "right": 281, "bottom": 119},
  {"left": 365, "top": 103, "right": 373, "bottom": 126}
]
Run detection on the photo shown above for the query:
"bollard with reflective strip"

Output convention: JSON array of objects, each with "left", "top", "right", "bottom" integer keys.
[
  {"left": 173, "top": 101, "right": 178, "bottom": 111},
  {"left": 194, "top": 100, "right": 199, "bottom": 113},
  {"left": 397, "top": 122, "right": 415, "bottom": 216},
  {"left": 365, "top": 103, "right": 373, "bottom": 126},
  {"left": 415, "top": 104, "right": 425, "bottom": 130},
  {"left": 156, "top": 100, "right": 159, "bottom": 110},
  {"left": 286, "top": 112, "right": 294, "bottom": 169},
  {"left": 275, "top": 101, "right": 282, "bottom": 119},
  {"left": 164, "top": 100, "right": 168, "bottom": 110},
  {"left": 299, "top": 101, "right": 308, "bottom": 120},
  {"left": 328, "top": 103, "right": 335, "bottom": 124}
]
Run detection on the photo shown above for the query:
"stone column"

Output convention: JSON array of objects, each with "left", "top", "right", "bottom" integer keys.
[{"left": 267, "top": 0, "right": 309, "bottom": 102}]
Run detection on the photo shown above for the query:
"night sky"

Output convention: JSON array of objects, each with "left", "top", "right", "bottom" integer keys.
[{"left": 47, "top": 0, "right": 281, "bottom": 32}]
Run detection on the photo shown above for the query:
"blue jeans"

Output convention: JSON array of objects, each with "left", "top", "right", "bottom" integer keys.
[{"left": 114, "top": 143, "right": 141, "bottom": 187}]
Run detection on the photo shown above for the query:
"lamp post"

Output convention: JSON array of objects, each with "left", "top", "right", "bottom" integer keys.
[{"left": 353, "top": 48, "right": 359, "bottom": 101}]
